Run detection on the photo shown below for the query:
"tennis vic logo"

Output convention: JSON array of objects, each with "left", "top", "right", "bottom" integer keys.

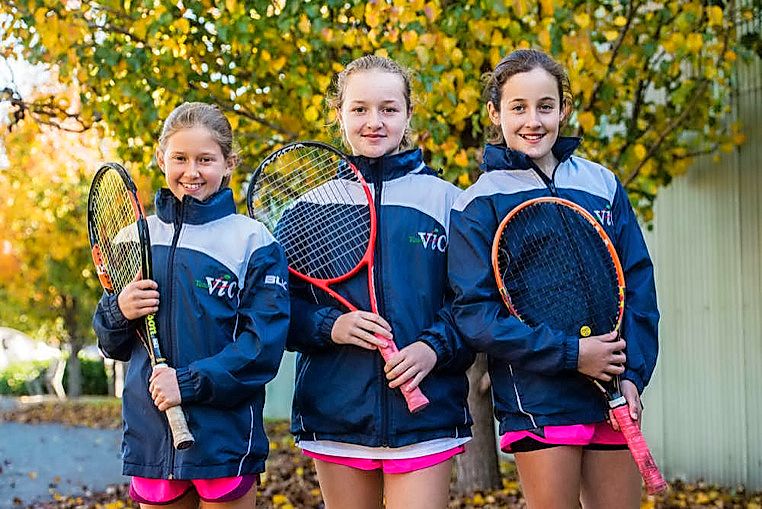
[
  {"left": 594, "top": 206, "right": 613, "bottom": 226},
  {"left": 409, "top": 228, "right": 447, "bottom": 253},
  {"left": 194, "top": 274, "right": 238, "bottom": 299}
]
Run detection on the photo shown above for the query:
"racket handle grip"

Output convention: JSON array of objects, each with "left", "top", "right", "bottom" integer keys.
[
  {"left": 153, "top": 364, "right": 195, "bottom": 450},
  {"left": 611, "top": 405, "right": 668, "bottom": 495},
  {"left": 166, "top": 405, "right": 196, "bottom": 450},
  {"left": 377, "top": 338, "right": 430, "bottom": 413}
]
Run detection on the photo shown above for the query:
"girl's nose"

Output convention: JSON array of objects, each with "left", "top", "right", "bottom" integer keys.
[{"left": 366, "top": 109, "right": 382, "bottom": 129}]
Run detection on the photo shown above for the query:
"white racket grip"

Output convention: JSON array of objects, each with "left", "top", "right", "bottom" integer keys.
[{"left": 166, "top": 405, "right": 195, "bottom": 450}]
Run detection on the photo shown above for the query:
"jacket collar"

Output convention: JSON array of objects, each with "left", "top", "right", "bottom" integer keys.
[
  {"left": 481, "top": 137, "right": 581, "bottom": 173},
  {"left": 155, "top": 187, "right": 236, "bottom": 225},
  {"left": 348, "top": 148, "right": 435, "bottom": 182}
]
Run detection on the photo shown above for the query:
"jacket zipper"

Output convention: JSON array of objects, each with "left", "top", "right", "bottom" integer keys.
[
  {"left": 532, "top": 165, "right": 558, "bottom": 196},
  {"left": 166, "top": 197, "right": 185, "bottom": 478},
  {"left": 371, "top": 163, "right": 390, "bottom": 446}
]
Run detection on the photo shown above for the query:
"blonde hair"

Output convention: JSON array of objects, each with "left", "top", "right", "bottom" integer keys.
[
  {"left": 158, "top": 102, "right": 238, "bottom": 188},
  {"left": 483, "top": 49, "right": 573, "bottom": 144},
  {"left": 327, "top": 55, "right": 414, "bottom": 150}
]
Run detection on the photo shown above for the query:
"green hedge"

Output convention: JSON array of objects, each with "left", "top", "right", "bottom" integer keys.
[{"left": 0, "top": 357, "right": 109, "bottom": 396}]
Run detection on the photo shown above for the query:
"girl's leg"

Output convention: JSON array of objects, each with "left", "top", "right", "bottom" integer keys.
[
  {"left": 199, "top": 481, "right": 257, "bottom": 509},
  {"left": 579, "top": 449, "right": 641, "bottom": 509},
  {"left": 514, "top": 446, "right": 583, "bottom": 509},
  {"left": 139, "top": 488, "right": 199, "bottom": 509},
  {"left": 383, "top": 458, "right": 454, "bottom": 509},
  {"left": 313, "top": 458, "right": 384, "bottom": 509}
]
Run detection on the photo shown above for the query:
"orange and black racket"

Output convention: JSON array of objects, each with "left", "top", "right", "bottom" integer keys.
[
  {"left": 88, "top": 162, "right": 194, "bottom": 449},
  {"left": 247, "top": 141, "right": 429, "bottom": 413},
  {"left": 491, "top": 196, "right": 666, "bottom": 495}
]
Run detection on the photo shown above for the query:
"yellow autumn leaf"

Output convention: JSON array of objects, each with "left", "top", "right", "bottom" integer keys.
[
  {"left": 577, "top": 111, "right": 595, "bottom": 132},
  {"left": 633, "top": 144, "right": 647, "bottom": 161},
  {"left": 454, "top": 149, "right": 469, "bottom": 167},
  {"left": 574, "top": 13, "right": 591, "bottom": 29},
  {"left": 457, "top": 172, "right": 471, "bottom": 187},
  {"left": 365, "top": 4, "right": 381, "bottom": 28},
  {"left": 538, "top": 29, "right": 551, "bottom": 50},
  {"left": 298, "top": 15, "right": 311, "bottom": 33},
  {"left": 271, "top": 494, "right": 288, "bottom": 505},
  {"left": 686, "top": 33, "right": 703, "bottom": 53},
  {"left": 707, "top": 5, "right": 723, "bottom": 26},
  {"left": 401, "top": 30, "right": 418, "bottom": 52},
  {"left": 304, "top": 106, "right": 319, "bottom": 123},
  {"left": 604, "top": 30, "right": 619, "bottom": 42}
]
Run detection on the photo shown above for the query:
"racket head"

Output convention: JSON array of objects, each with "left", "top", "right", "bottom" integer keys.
[
  {"left": 491, "top": 197, "right": 625, "bottom": 339},
  {"left": 247, "top": 141, "right": 376, "bottom": 285},
  {"left": 87, "top": 163, "right": 153, "bottom": 295}
]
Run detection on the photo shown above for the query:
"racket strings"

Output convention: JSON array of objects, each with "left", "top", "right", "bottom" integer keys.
[
  {"left": 498, "top": 203, "right": 620, "bottom": 337},
  {"left": 250, "top": 145, "right": 372, "bottom": 281},
  {"left": 90, "top": 171, "right": 143, "bottom": 293}
]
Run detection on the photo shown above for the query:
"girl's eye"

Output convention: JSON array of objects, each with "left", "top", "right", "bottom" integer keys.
[
  {"left": 352, "top": 107, "right": 366, "bottom": 113},
  {"left": 540, "top": 104, "right": 554, "bottom": 111},
  {"left": 512, "top": 105, "right": 525, "bottom": 112},
  {"left": 172, "top": 155, "right": 186, "bottom": 162}
]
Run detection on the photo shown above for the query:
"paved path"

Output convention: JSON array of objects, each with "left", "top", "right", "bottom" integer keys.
[{"left": 0, "top": 422, "right": 126, "bottom": 508}]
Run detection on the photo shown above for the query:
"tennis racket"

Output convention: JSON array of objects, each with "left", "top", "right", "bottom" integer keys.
[
  {"left": 491, "top": 196, "right": 667, "bottom": 495},
  {"left": 247, "top": 141, "right": 429, "bottom": 413},
  {"left": 87, "top": 162, "right": 195, "bottom": 450}
]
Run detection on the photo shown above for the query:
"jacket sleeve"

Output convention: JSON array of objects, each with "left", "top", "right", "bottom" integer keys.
[
  {"left": 92, "top": 292, "right": 136, "bottom": 362},
  {"left": 417, "top": 283, "right": 476, "bottom": 372},
  {"left": 448, "top": 198, "right": 580, "bottom": 374},
  {"left": 175, "top": 241, "right": 290, "bottom": 408},
  {"left": 612, "top": 179, "right": 660, "bottom": 393},
  {"left": 285, "top": 275, "right": 344, "bottom": 353}
]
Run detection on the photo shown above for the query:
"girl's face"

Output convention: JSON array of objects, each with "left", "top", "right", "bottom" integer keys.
[
  {"left": 488, "top": 67, "right": 565, "bottom": 171},
  {"left": 156, "top": 126, "right": 232, "bottom": 202},
  {"left": 339, "top": 70, "right": 411, "bottom": 158}
]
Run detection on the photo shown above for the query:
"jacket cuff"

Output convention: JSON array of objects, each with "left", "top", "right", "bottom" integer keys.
[
  {"left": 318, "top": 307, "right": 343, "bottom": 345},
  {"left": 104, "top": 294, "right": 130, "bottom": 329},
  {"left": 623, "top": 370, "right": 644, "bottom": 393},
  {"left": 418, "top": 334, "right": 448, "bottom": 367},
  {"left": 563, "top": 335, "right": 579, "bottom": 371},
  {"left": 176, "top": 367, "right": 199, "bottom": 404}
]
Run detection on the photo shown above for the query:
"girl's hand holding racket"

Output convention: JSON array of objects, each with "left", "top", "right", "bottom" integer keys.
[
  {"left": 331, "top": 311, "right": 393, "bottom": 350},
  {"left": 384, "top": 342, "right": 437, "bottom": 392},
  {"left": 117, "top": 272, "right": 160, "bottom": 320},
  {"left": 609, "top": 379, "right": 642, "bottom": 431},
  {"left": 149, "top": 367, "right": 182, "bottom": 412},
  {"left": 577, "top": 332, "right": 626, "bottom": 381}
]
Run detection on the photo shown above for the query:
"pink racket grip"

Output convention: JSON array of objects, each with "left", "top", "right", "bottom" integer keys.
[
  {"left": 377, "top": 337, "right": 430, "bottom": 413},
  {"left": 612, "top": 405, "right": 668, "bottom": 495}
]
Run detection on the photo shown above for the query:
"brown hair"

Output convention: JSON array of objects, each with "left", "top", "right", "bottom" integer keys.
[
  {"left": 327, "top": 54, "right": 414, "bottom": 150},
  {"left": 157, "top": 102, "right": 238, "bottom": 188},
  {"left": 483, "top": 49, "right": 572, "bottom": 144}
]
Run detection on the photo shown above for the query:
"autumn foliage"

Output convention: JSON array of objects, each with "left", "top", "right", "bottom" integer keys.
[{"left": 1, "top": 0, "right": 753, "bottom": 219}]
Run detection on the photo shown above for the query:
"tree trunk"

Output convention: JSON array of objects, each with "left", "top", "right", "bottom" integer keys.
[
  {"left": 61, "top": 294, "right": 83, "bottom": 399},
  {"left": 66, "top": 347, "right": 82, "bottom": 398},
  {"left": 454, "top": 353, "right": 502, "bottom": 494}
]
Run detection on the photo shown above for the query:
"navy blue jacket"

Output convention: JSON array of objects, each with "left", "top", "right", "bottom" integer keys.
[
  {"left": 93, "top": 188, "right": 289, "bottom": 479},
  {"left": 287, "top": 148, "right": 473, "bottom": 447},
  {"left": 449, "top": 139, "right": 659, "bottom": 433}
]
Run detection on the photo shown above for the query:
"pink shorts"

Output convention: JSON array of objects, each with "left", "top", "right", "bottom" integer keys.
[
  {"left": 304, "top": 445, "right": 465, "bottom": 474},
  {"left": 501, "top": 421, "right": 627, "bottom": 453},
  {"left": 129, "top": 475, "right": 258, "bottom": 504}
]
